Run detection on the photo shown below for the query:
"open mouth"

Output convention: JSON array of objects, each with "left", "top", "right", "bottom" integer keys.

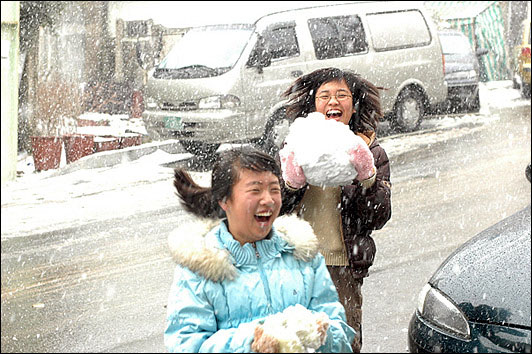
[
  {"left": 254, "top": 211, "right": 273, "bottom": 223},
  {"left": 326, "top": 110, "right": 342, "bottom": 120}
]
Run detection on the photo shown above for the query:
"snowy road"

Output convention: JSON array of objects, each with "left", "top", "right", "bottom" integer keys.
[
  {"left": 362, "top": 103, "right": 531, "bottom": 352},
  {"left": 1, "top": 81, "right": 530, "bottom": 352}
]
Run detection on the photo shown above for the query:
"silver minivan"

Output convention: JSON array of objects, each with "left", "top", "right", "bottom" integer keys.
[{"left": 142, "top": 1, "right": 447, "bottom": 157}]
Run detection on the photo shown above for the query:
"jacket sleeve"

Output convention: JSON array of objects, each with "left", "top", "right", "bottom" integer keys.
[
  {"left": 164, "top": 265, "right": 258, "bottom": 353},
  {"left": 342, "top": 142, "right": 391, "bottom": 232},
  {"left": 308, "top": 254, "right": 356, "bottom": 352}
]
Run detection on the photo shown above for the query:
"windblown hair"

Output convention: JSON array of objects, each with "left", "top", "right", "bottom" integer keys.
[
  {"left": 174, "top": 146, "right": 282, "bottom": 219},
  {"left": 283, "top": 67, "right": 383, "bottom": 133}
]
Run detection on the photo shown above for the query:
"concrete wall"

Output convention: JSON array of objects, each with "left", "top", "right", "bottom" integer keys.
[{"left": 1, "top": 1, "right": 20, "bottom": 184}]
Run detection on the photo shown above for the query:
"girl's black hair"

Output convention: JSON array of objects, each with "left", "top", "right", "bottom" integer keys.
[
  {"left": 174, "top": 146, "right": 281, "bottom": 219},
  {"left": 282, "top": 67, "right": 383, "bottom": 133}
]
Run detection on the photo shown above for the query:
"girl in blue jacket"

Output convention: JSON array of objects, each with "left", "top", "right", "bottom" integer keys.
[{"left": 165, "top": 146, "right": 355, "bottom": 353}]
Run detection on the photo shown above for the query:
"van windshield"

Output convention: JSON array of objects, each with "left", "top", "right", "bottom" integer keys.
[{"left": 155, "top": 24, "right": 254, "bottom": 79}]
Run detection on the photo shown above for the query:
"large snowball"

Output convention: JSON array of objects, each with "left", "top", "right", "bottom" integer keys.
[
  {"left": 284, "top": 112, "right": 358, "bottom": 187},
  {"left": 260, "top": 304, "right": 329, "bottom": 353}
]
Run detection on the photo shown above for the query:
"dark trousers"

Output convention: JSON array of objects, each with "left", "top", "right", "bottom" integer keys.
[{"left": 327, "top": 266, "right": 364, "bottom": 353}]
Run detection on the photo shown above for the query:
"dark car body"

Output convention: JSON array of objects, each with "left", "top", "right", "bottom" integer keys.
[
  {"left": 437, "top": 29, "right": 488, "bottom": 113},
  {"left": 408, "top": 203, "right": 531, "bottom": 353}
]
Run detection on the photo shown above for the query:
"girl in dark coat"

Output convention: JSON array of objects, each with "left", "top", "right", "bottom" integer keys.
[{"left": 278, "top": 67, "right": 392, "bottom": 353}]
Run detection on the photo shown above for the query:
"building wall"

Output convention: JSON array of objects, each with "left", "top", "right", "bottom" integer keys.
[
  {"left": 1, "top": 1, "right": 20, "bottom": 183},
  {"left": 17, "top": 1, "right": 118, "bottom": 148}
]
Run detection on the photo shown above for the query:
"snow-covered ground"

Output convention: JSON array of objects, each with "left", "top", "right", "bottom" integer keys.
[{"left": 1, "top": 80, "right": 530, "bottom": 239}]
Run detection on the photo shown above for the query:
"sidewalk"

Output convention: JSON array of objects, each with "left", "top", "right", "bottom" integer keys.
[{"left": 1, "top": 139, "right": 211, "bottom": 240}]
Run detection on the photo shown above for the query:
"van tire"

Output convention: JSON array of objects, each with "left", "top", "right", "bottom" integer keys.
[
  {"left": 180, "top": 141, "right": 220, "bottom": 159},
  {"left": 392, "top": 87, "right": 424, "bottom": 132},
  {"left": 512, "top": 76, "right": 519, "bottom": 89},
  {"left": 520, "top": 83, "right": 531, "bottom": 98},
  {"left": 257, "top": 108, "right": 290, "bottom": 156},
  {"left": 465, "top": 90, "right": 480, "bottom": 113}
]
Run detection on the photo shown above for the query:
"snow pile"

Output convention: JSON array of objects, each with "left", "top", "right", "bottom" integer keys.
[
  {"left": 284, "top": 112, "right": 358, "bottom": 186},
  {"left": 260, "top": 304, "right": 329, "bottom": 353}
]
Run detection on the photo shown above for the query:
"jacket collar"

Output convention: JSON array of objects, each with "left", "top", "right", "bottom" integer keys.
[
  {"left": 168, "top": 214, "right": 318, "bottom": 282},
  {"left": 356, "top": 130, "right": 376, "bottom": 146}
]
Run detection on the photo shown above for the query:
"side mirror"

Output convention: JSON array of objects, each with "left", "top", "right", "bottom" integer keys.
[{"left": 476, "top": 48, "right": 489, "bottom": 57}]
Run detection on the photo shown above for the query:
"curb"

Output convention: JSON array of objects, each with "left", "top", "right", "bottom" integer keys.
[{"left": 51, "top": 140, "right": 184, "bottom": 176}]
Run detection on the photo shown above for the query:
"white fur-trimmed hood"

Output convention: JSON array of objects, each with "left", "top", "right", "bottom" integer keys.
[{"left": 168, "top": 214, "right": 319, "bottom": 282}]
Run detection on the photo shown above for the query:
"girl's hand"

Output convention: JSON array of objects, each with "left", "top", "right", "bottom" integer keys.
[
  {"left": 251, "top": 324, "right": 280, "bottom": 353},
  {"left": 279, "top": 146, "right": 307, "bottom": 189},
  {"left": 316, "top": 318, "right": 329, "bottom": 345},
  {"left": 347, "top": 136, "right": 376, "bottom": 181}
]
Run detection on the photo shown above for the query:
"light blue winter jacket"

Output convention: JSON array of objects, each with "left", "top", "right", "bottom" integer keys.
[{"left": 164, "top": 214, "right": 355, "bottom": 353}]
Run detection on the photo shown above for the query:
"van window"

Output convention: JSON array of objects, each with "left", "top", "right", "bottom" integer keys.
[
  {"left": 308, "top": 15, "right": 368, "bottom": 60},
  {"left": 263, "top": 25, "right": 300, "bottom": 60},
  {"left": 366, "top": 10, "right": 431, "bottom": 51}
]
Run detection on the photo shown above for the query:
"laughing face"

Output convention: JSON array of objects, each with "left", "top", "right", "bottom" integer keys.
[
  {"left": 219, "top": 169, "right": 281, "bottom": 245},
  {"left": 315, "top": 79, "right": 355, "bottom": 126}
]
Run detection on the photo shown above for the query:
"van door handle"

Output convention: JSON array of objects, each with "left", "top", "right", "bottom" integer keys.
[{"left": 291, "top": 70, "right": 303, "bottom": 78}]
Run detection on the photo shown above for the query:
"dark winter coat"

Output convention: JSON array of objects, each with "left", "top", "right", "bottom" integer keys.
[{"left": 280, "top": 137, "right": 392, "bottom": 278}]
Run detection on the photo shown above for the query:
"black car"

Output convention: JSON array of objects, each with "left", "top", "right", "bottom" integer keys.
[
  {"left": 408, "top": 164, "right": 531, "bottom": 353},
  {"left": 437, "top": 29, "right": 488, "bottom": 113}
]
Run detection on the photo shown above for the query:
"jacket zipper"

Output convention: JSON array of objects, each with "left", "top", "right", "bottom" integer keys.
[
  {"left": 252, "top": 242, "right": 272, "bottom": 311},
  {"left": 252, "top": 242, "right": 260, "bottom": 258}
]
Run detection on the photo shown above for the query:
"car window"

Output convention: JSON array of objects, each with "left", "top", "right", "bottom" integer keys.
[
  {"left": 308, "top": 15, "right": 368, "bottom": 60},
  {"left": 263, "top": 25, "right": 300, "bottom": 60},
  {"left": 439, "top": 34, "right": 473, "bottom": 55},
  {"left": 366, "top": 10, "right": 431, "bottom": 51}
]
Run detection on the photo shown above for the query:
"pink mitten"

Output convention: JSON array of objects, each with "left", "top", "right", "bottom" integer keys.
[
  {"left": 251, "top": 324, "right": 280, "bottom": 353},
  {"left": 279, "top": 146, "right": 307, "bottom": 189},
  {"left": 347, "top": 136, "right": 376, "bottom": 181}
]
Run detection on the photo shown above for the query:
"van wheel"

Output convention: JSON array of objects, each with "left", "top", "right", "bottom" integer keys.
[
  {"left": 257, "top": 108, "right": 290, "bottom": 156},
  {"left": 465, "top": 90, "right": 480, "bottom": 113},
  {"left": 512, "top": 76, "right": 519, "bottom": 89},
  {"left": 521, "top": 83, "right": 531, "bottom": 98},
  {"left": 392, "top": 88, "right": 424, "bottom": 132},
  {"left": 180, "top": 141, "right": 220, "bottom": 159}
]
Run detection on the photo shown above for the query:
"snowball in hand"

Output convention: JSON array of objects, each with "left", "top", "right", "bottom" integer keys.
[
  {"left": 284, "top": 112, "right": 359, "bottom": 187},
  {"left": 259, "top": 304, "right": 329, "bottom": 353}
]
